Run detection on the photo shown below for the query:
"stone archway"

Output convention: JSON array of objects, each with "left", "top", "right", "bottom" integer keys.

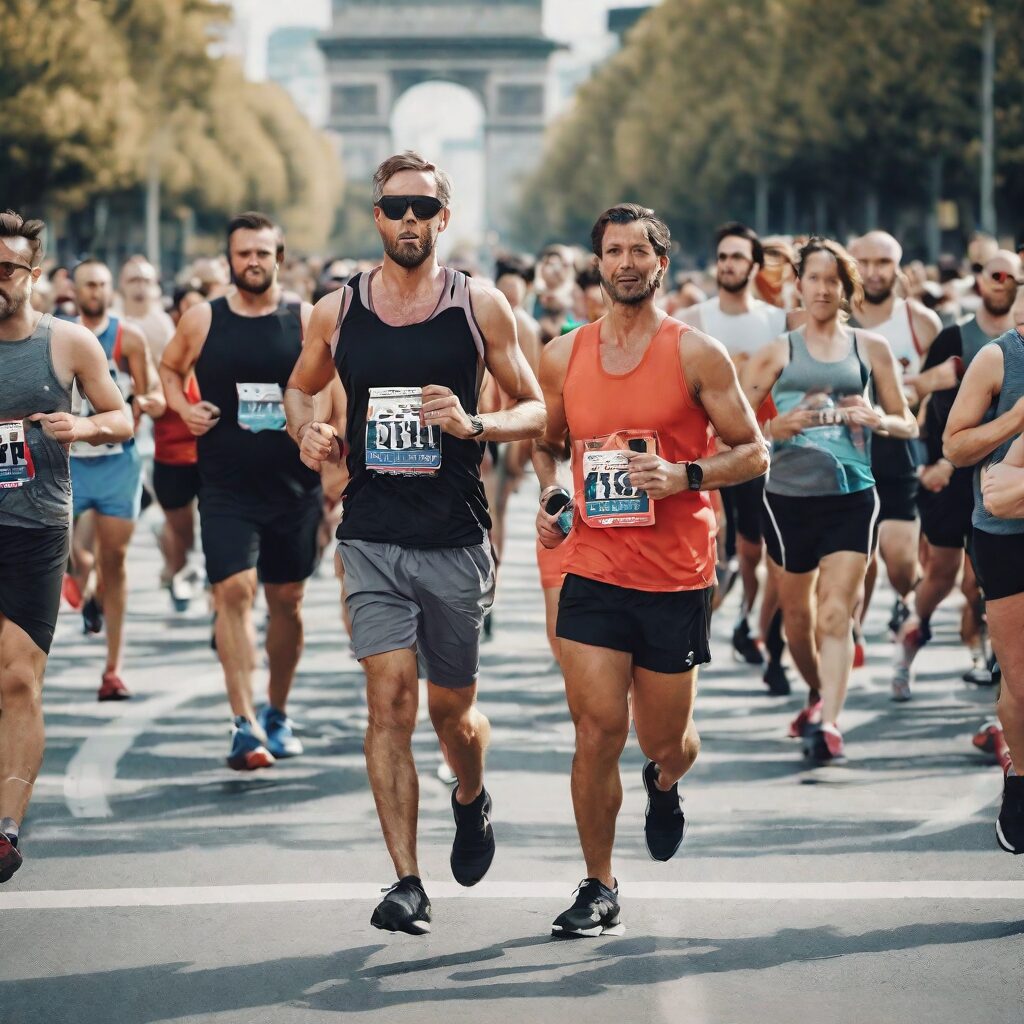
[{"left": 319, "top": 0, "right": 561, "bottom": 241}]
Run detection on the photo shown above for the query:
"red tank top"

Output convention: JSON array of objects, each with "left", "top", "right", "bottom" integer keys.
[
  {"left": 154, "top": 375, "right": 200, "bottom": 466},
  {"left": 561, "top": 317, "right": 716, "bottom": 592}
]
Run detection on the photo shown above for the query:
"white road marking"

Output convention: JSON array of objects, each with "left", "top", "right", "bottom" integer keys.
[
  {"left": 2, "top": 880, "right": 1023, "bottom": 911},
  {"left": 63, "top": 670, "right": 223, "bottom": 819}
]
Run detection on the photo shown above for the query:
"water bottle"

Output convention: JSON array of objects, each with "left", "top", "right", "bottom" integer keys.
[{"left": 543, "top": 487, "right": 574, "bottom": 535}]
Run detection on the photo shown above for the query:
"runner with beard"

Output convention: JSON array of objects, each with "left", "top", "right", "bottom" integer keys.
[
  {"left": 895, "top": 251, "right": 1022, "bottom": 701},
  {"left": 742, "top": 238, "right": 917, "bottom": 764},
  {"left": 0, "top": 211, "right": 133, "bottom": 883},
  {"left": 160, "top": 212, "right": 345, "bottom": 771},
  {"left": 284, "top": 152, "right": 545, "bottom": 936},
  {"left": 535, "top": 204, "right": 767, "bottom": 936},
  {"left": 944, "top": 284, "right": 1024, "bottom": 854},
  {"left": 848, "top": 232, "right": 941, "bottom": 669},
  {"left": 680, "top": 223, "right": 794, "bottom": 694}
]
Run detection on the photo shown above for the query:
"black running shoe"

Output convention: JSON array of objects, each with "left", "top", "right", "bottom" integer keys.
[
  {"left": 887, "top": 596, "right": 910, "bottom": 638},
  {"left": 370, "top": 876, "right": 432, "bottom": 935},
  {"left": 996, "top": 774, "right": 1024, "bottom": 855},
  {"left": 0, "top": 833, "right": 22, "bottom": 884},
  {"left": 450, "top": 786, "right": 495, "bottom": 886},
  {"left": 551, "top": 878, "right": 623, "bottom": 938},
  {"left": 731, "top": 621, "right": 764, "bottom": 666},
  {"left": 763, "top": 658, "right": 791, "bottom": 696},
  {"left": 82, "top": 596, "right": 103, "bottom": 635},
  {"left": 642, "top": 760, "right": 687, "bottom": 861}
]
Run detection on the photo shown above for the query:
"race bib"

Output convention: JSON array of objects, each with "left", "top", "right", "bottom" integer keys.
[
  {"left": 0, "top": 420, "right": 33, "bottom": 489},
  {"left": 579, "top": 430, "right": 658, "bottom": 528},
  {"left": 365, "top": 387, "right": 441, "bottom": 476},
  {"left": 237, "top": 383, "right": 286, "bottom": 432}
]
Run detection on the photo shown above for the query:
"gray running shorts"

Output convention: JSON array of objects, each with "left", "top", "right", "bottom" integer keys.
[{"left": 339, "top": 539, "right": 495, "bottom": 688}]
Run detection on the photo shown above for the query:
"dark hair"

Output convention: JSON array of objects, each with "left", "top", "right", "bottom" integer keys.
[
  {"left": 226, "top": 211, "right": 284, "bottom": 260},
  {"left": 796, "top": 236, "right": 864, "bottom": 306},
  {"left": 576, "top": 263, "right": 603, "bottom": 290},
  {"left": 71, "top": 257, "right": 111, "bottom": 282},
  {"left": 0, "top": 209, "right": 46, "bottom": 267},
  {"left": 590, "top": 204, "right": 670, "bottom": 259},
  {"left": 714, "top": 221, "right": 764, "bottom": 267},
  {"left": 172, "top": 285, "right": 203, "bottom": 313},
  {"left": 372, "top": 151, "right": 452, "bottom": 207},
  {"left": 494, "top": 252, "right": 535, "bottom": 285}
]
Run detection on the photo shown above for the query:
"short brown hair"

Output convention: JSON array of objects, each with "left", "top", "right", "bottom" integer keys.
[
  {"left": 797, "top": 237, "right": 864, "bottom": 306},
  {"left": 372, "top": 151, "right": 452, "bottom": 207},
  {"left": 591, "top": 204, "right": 670, "bottom": 259},
  {"left": 0, "top": 209, "right": 45, "bottom": 267},
  {"left": 226, "top": 211, "right": 284, "bottom": 259}
]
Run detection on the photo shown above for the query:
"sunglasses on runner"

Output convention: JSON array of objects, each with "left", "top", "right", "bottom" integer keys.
[
  {"left": 375, "top": 195, "right": 444, "bottom": 221},
  {"left": 0, "top": 260, "right": 33, "bottom": 280},
  {"left": 989, "top": 270, "right": 1024, "bottom": 285}
]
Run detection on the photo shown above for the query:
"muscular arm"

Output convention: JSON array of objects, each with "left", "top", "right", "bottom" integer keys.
[
  {"left": 981, "top": 434, "right": 1024, "bottom": 518},
  {"left": 64, "top": 325, "right": 133, "bottom": 445},
  {"left": 121, "top": 321, "right": 166, "bottom": 419},
  {"left": 159, "top": 303, "right": 212, "bottom": 417},
  {"left": 944, "top": 344, "right": 1023, "bottom": 466},
  {"left": 684, "top": 331, "right": 769, "bottom": 490},
  {"left": 739, "top": 337, "right": 787, "bottom": 415},
  {"left": 467, "top": 284, "right": 546, "bottom": 442},
  {"left": 531, "top": 332, "right": 575, "bottom": 492}
]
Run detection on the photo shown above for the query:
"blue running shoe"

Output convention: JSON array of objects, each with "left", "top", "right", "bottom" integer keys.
[
  {"left": 257, "top": 705, "right": 303, "bottom": 759},
  {"left": 227, "top": 716, "right": 275, "bottom": 771}
]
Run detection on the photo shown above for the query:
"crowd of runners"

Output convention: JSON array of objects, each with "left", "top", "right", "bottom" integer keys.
[{"left": 1, "top": 150, "right": 1023, "bottom": 939}]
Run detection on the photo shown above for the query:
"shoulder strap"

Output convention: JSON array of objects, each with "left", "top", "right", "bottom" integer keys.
[
  {"left": 906, "top": 302, "right": 924, "bottom": 356},
  {"left": 112, "top": 321, "right": 124, "bottom": 366},
  {"left": 851, "top": 329, "right": 871, "bottom": 389},
  {"left": 285, "top": 300, "right": 304, "bottom": 341}
]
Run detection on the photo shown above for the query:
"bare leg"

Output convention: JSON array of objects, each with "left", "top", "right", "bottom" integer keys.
[
  {"left": 560, "top": 639, "right": 632, "bottom": 889},
  {"left": 914, "top": 545, "right": 962, "bottom": 623},
  {"left": 363, "top": 648, "right": 420, "bottom": 879},
  {"left": 737, "top": 536, "right": 763, "bottom": 623},
  {"left": 775, "top": 565, "right": 821, "bottom": 696},
  {"left": 212, "top": 570, "right": 259, "bottom": 721},
  {"left": 632, "top": 665, "right": 700, "bottom": 789},
  {"left": 263, "top": 581, "right": 306, "bottom": 713},
  {"left": 428, "top": 682, "right": 490, "bottom": 804},
  {"left": 543, "top": 586, "right": 561, "bottom": 664},
  {"left": 94, "top": 514, "right": 137, "bottom": 675},
  {"left": 159, "top": 504, "right": 195, "bottom": 581},
  {"left": 815, "top": 551, "right": 869, "bottom": 724},
  {"left": 987, "top": 593, "right": 1024, "bottom": 771},
  {"left": 878, "top": 519, "right": 920, "bottom": 598},
  {"left": 0, "top": 618, "right": 48, "bottom": 825}
]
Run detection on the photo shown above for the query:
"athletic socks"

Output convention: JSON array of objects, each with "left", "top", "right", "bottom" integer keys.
[{"left": 1, "top": 817, "right": 19, "bottom": 848}]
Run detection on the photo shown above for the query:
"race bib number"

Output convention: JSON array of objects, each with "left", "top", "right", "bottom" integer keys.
[
  {"left": 237, "top": 383, "right": 286, "bottom": 432},
  {"left": 365, "top": 387, "right": 441, "bottom": 476},
  {"left": 0, "top": 420, "right": 33, "bottom": 489},
  {"left": 580, "top": 431, "right": 657, "bottom": 528}
]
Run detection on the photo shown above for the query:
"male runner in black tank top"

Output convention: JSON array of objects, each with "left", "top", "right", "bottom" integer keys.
[
  {"left": 160, "top": 212, "right": 345, "bottom": 773},
  {"left": 284, "top": 152, "right": 545, "bottom": 936}
]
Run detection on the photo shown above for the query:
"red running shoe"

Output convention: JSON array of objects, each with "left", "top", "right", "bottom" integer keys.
[
  {"left": 61, "top": 574, "right": 83, "bottom": 611},
  {"left": 852, "top": 642, "right": 865, "bottom": 669},
  {"left": 97, "top": 672, "right": 132, "bottom": 702},
  {"left": 973, "top": 720, "right": 1012, "bottom": 774},
  {"left": 789, "top": 696, "right": 823, "bottom": 739},
  {"left": 0, "top": 834, "right": 23, "bottom": 884}
]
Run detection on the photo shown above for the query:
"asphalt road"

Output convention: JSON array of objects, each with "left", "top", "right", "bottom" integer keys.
[{"left": 1, "top": 483, "right": 1022, "bottom": 1024}]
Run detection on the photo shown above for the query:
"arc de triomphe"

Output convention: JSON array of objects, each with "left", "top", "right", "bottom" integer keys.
[{"left": 319, "top": 0, "right": 562, "bottom": 239}]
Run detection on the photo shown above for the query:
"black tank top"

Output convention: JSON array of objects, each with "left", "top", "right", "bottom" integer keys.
[
  {"left": 194, "top": 297, "right": 320, "bottom": 503},
  {"left": 333, "top": 268, "right": 490, "bottom": 548}
]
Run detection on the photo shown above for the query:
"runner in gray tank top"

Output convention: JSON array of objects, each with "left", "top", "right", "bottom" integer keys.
[
  {"left": 0, "top": 211, "right": 133, "bottom": 885},
  {"left": 742, "top": 238, "right": 916, "bottom": 767},
  {"left": 945, "top": 284, "right": 1024, "bottom": 856}
]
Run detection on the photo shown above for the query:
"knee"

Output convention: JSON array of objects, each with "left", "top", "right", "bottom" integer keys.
[
  {"left": 574, "top": 715, "right": 628, "bottom": 761},
  {"left": 641, "top": 731, "right": 700, "bottom": 770},
  {"left": 0, "top": 661, "right": 41, "bottom": 710},
  {"left": 818, "top": 596, "right": 853, "bottom": 637},
  {"left": 216, "top": 574, "right": 257, "bottom": 610},
  {"left": 367, "top": 687, "right": 418, "bottom": 736},
  {"left": 782, "top": 602, "right": 812, "bottom": 635}
]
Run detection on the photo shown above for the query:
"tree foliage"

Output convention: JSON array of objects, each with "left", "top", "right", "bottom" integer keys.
[
  {"left": 0, "top": 0, "right": 343, "bottom": 252},
  {"left": 519, "top": 0, "right": 1023, "bottom": 254}
]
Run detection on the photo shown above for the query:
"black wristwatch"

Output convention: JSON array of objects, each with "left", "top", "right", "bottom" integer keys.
[
  {"left": 685, "top": 461, "right": 703, "bottom": 491},
  {"left": 468, "top": 415, "right": 485, "bottom": 438}
]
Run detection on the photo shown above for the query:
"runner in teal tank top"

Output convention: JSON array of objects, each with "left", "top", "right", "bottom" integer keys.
[{"left": 742, "top": 237, "right": 917, "bottom": 766}]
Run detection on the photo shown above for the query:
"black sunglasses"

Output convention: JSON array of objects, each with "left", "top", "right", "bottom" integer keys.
[
  {"left": 375, "top": 195, "right": 444, "bottom": 221},
  {"left": 0, "top": 260, "right": 33, "bottom": 280}
]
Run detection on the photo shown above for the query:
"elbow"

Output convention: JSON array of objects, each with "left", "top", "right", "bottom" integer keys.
[
  {"left": 904, "top": 418, "right": 919, "bottom": 440},
  {"left": 941, "top": 434, "right": 963, "bottom": 467},
  {"left": 753, "top": 438, "right": 770, "bottom": 478}
]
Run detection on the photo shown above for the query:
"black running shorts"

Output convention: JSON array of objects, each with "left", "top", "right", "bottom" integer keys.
[
  {"left": 199, "top": 488, "right": 321, "bottom": 585},
  {"left": 875, "top": 475, "right": 919, "bottom": 523},
  {"left": 917, "top": 468, "right": 973, "bottom": 550},
  {"left": 0, "top": 523, "right": 69, "bottom": 654},
  {"left": 762, "top": 487, "right": 880, "bottom": 574},
  {"left": 153, "top": 461, "right": 200, "bottom": 512},
  {"left": 970, "top": 527, "right": 1024, "bottom": 601},
  {"left": 722, "top": 476, "right": 765, "bottom": 551},
  {"left": 556, "top": 573, "right": 712, "bottom": 674}
]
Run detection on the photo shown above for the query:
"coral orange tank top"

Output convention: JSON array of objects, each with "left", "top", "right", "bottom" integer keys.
[{"left": 561, "top": 317, "right": 717, "bottom": 592}]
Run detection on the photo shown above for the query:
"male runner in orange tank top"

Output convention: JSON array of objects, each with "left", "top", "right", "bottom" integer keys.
[{"left": 533, "top": 204, "right": 769, "bottom": 937}]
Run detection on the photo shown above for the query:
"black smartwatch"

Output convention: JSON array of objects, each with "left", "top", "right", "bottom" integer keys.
[
  {"left": 685, "top": 461, "right": 703, "bottom": 491},
  {"left": 468, "top": 415, "right": 485, "bottom": 438}
]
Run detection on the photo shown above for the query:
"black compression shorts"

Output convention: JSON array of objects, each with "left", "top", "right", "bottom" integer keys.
[
  {"left": 0, "top": 523, "right": 69, "bottom": 654},
  {"left": 153, "top": 461, "right": 200, "bottom": 512}
]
